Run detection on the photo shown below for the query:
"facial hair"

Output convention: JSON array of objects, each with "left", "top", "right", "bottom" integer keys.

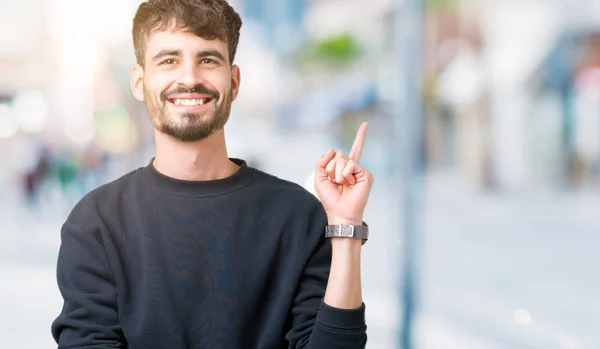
[{"left": 144, "top": 83, "right": 232, "bottom": 143}]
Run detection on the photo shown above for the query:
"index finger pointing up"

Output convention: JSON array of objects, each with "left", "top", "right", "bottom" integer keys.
[{"left": 349, "top": 122, "right": 368, "bottom": 162}]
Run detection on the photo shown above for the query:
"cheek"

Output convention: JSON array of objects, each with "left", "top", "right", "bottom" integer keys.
[
  {"left": 146, "top": 72, "right": 177, "bottom": 96},
  {"left": 205, "top": 69, "right": 231, "bottom": 90}
]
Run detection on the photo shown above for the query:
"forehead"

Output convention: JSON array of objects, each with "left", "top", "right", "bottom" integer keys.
[{"left": 145, "top": 29, "right": 229, "bottom": 59}]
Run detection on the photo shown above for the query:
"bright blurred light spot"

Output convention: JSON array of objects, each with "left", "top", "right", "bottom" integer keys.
[
  {"left": 58, "top": 92, "right": 95, "bottom": 129},
  {"left": 95, "top": 106, "right": 134, "bottom": 153},
  {"left": 12, "top": 91, "right": 48, "bottom": 133},
  {"left": 65, "top": 122, "right": 95, "bottom": 144},
  {"left": 437, "top": 45, "right": 486, "bottom": 105},
  {"left": 514, "top": 309, "right": 532, "bottom": 325},
  {"left": 235, "top": 28, "right": 284, "bottom": 109},
  {"left": 47, "top": 0, "right": 138, "bottom": 46},
  {"left": 483, "top": 1, "right": 562, "bottom": 87},
  {"left": 58, "top": 38, "right": 102, "bottom": 86},
  {"left": 0, "top": 104, "right": 19, "bottom": 139},
  {"left": 557, "top": 334, "right": 580, "bottom": 349},
  {"left": 0, "top": 1, "right": 41, "bottom": 56},
  {"left": 54, "top": 37, "right": 101, "bottom": 132}
]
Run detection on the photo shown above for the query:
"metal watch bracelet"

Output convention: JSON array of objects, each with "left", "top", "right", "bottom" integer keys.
[{"left": 325, "top": 222, "right": 369, "bottom": 245}]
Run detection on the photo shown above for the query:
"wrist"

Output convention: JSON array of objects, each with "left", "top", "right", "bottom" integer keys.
[
  {"left": 327, "top": 217, "right": 363, "bottom": 226},
  {"left": 330, "top": 237, "right": 363, "bottom": 251}
]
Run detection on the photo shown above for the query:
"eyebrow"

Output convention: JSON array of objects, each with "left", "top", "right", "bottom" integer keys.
[
  {"left": 197, "top": 49, "right": 227, "bottom": 63},
  {"left": 151, "top": 49, "right": 227, "bottom": 63},
  {"left": 151, "top": 49, "right": 181, "bottom": 62}
]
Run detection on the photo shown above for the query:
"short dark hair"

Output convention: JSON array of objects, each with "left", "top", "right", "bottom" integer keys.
[{"left": 132, "top": 0, "right": 242, "bottom": 66}]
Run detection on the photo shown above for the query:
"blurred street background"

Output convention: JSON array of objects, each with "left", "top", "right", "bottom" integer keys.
[{"left": 1, "top": 0, "right": 600, "bottom": 348}]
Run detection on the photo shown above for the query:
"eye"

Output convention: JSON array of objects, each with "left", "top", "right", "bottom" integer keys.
[
  {"left": 161, "top": 59, "right": 177, "bottom": 65},
  {"left": 201, "top": 58, "right": 217, "bottom": 64}
]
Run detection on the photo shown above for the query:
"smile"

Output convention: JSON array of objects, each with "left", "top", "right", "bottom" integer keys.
[
  {"left": 166, "top": 94, "right": 216, "bottom": 111},
  {"left": 169, "top": 98, "right": 213, "bottom": 106}
]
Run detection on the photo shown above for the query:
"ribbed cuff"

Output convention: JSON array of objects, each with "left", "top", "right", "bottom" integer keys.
[{"left": 316, "top": 299, "right": 366, "bottom": 330}]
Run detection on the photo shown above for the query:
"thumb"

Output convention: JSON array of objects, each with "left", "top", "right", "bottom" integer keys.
[{"left": 315, "top": 149, "right": 335, "bottom": 181}]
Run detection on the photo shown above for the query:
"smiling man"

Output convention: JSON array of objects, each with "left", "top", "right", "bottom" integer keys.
[{"left": 51, "top": 0, "right": 373, "bottom": 348}]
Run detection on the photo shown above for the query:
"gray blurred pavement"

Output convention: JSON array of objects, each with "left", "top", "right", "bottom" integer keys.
[{"left": 417, "top": 174, "right": 600, "bottom": 349}]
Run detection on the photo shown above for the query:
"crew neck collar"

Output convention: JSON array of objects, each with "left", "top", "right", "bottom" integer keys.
[{"left": 140, "top": 158, "right": 255, "bottom": 197}]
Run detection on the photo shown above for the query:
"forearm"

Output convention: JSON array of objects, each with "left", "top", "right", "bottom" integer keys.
[
  {"left": 323, "top": 218, "right": 363, "bottom": 309},
  {"left": 285, "top": 211, "right": 366, "bottom": 349}
]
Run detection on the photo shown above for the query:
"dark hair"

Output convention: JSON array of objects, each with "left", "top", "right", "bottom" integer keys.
[{"left": 132, "top": 0, "right": 242, "bottom": 66}]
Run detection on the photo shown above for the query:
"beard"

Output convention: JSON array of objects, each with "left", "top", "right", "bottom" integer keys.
[{"left": 144, "top": 83, "right": 232, "bottom": 143}]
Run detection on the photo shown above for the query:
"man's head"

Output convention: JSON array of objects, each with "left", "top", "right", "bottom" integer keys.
[{"left": 130, "top": 0, "right": 242, "bottom": 143}]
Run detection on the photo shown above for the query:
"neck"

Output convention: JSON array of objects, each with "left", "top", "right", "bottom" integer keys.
[{"left": 153, "top": 129, "right": 238, "bottom": 181}]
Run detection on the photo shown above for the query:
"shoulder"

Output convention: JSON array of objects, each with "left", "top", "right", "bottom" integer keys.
[
  {"left": 250, "top": 168, "right": 328, "bottom": 244},
  {"left": 252, "top": 169, "right": 322, "bottom": 208},
  {"left": 66, "top": 168, "right": 140, "bottom": 225}
]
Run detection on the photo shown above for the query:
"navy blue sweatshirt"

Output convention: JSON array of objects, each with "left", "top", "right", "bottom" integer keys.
[{"left": 51, "top": 159, "right": 367, "bottom": 348}]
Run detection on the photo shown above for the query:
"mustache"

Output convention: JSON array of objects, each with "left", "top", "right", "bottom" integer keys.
[{"left": 161, "top": 84, "right": 220, "bottom": 102}]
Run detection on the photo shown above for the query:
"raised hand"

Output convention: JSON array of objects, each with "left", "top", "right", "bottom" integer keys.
[{"left": 314, "top": 122, "right": 374, "bottom": 225}]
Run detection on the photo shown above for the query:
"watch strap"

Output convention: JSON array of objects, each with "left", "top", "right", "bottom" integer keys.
[{"left": 325, "top": 223, "right": 369, "bottom": 245}]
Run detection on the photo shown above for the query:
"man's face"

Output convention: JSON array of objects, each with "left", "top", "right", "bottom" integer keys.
[{"left": 131, "top": 28, "right": 240, "bottom": 142}]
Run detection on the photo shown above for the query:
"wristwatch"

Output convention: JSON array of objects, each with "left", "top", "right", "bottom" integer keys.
[{"left": 325, "top": 222, "right": 369, "bottom": 245}]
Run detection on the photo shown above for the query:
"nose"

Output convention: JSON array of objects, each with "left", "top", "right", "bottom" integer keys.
[{"left": 177, "top": 60, "right": 203, "bottom": 88}]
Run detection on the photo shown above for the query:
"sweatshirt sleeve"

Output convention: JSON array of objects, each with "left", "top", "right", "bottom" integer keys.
[
  {"left": 51, "top": 219, "right": 126, "bottom": 348},
  {"left": 285, "top": 205, "right": 367, "bottom": 349}
]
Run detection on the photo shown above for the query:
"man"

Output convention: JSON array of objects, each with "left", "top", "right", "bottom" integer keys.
[{"left": 51, "top": 0, "right": 374, "bottom": 348}]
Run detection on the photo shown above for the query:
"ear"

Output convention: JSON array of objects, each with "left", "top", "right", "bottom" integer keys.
[
  {"left": 231, "top": 65, "right": 241, "bottom": 101},
  {"left": 130, "top": 64, "right": 145, "bottom": 102}
]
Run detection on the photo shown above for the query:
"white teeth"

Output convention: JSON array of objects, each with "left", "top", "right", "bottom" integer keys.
[{"left": 173, "top": 99, "right": 208, "bottom": 106}]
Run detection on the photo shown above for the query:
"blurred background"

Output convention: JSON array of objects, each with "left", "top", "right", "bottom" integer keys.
[{"left": 1, "top": 0, "right": 599, "bottom": 348}]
